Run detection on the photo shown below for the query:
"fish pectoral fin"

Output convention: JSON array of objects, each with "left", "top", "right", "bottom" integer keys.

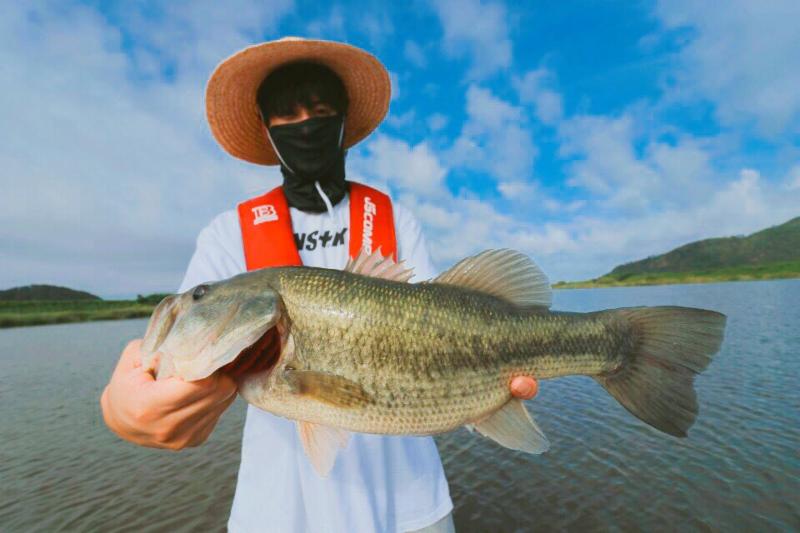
[
  {"left": 432, "top": 249, "right": 551, "bottom": 309},
  {"left": 470, "top": 399, "right": 550, "bottom": 454},
  {"left": 285, "top": 370, "right": 373, "bottom": 408},
  {"left": 345, "top": 248, "right": 415, "bottom": 282},
  {"left": 297, "top": 421, "right": 351, "bottom": 477}
]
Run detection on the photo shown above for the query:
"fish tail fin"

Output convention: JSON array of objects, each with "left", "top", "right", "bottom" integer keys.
[{"left": 595, "top": 306, "right": 726, "bottom": 437}]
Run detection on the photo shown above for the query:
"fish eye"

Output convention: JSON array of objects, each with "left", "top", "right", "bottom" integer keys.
[{"left": 192, "top": 284, "right": 210, "bottom": 300}]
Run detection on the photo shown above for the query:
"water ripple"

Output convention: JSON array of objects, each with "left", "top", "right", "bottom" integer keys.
[{"left": 1, "top": 280, "right": 799, "bottom": 531}]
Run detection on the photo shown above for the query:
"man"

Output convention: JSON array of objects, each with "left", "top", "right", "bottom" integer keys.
[{"left": 101, "top": 38, "right": 538, "bottom": 533}]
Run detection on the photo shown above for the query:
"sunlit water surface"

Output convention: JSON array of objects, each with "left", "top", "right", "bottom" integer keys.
[{"left": 1, "top": 280, "right": 798, "bottom": 532}]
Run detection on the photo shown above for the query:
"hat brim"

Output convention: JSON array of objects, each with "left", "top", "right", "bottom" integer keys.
[{"left": 206, "top": 38, "right": 391, "bottom": 166}]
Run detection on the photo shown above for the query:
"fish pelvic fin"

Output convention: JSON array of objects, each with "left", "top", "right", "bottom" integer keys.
[
  {"left": 596, "top": 306, "right": 726, "bottom": 438},
  {"left": 345, "top": 247, "right": 415, "bottom": 282},
  {"left": 469, "top": 398, "right": 550, "bottom": 454},
  {"left": 297, "top": 421, "right": 350, "bottom": 477},
  {"left": 432, "top": 249, "right": 551, "bottom": 309}
]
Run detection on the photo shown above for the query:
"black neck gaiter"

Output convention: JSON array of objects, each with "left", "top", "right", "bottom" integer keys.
[{"left": 268, "top": 115, "right": 347, "bottom": 213}]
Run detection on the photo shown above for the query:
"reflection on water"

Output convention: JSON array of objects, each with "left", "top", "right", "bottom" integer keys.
[{"left": 1, "top": 280, "right": 798, "bottom": 532}]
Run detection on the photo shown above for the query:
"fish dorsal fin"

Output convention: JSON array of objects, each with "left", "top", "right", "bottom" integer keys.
[
  {"left": 345, "top": 248, "right": 415, "bottom": 282},
  {"left": 469, "top": 399, "right": 550, "bottom": 454},
  {"left": 297, "top": 421, "right": 350, "bottom": 477},
  {"left": 433, "top": 249, "right": 552, "bottom": 308}
]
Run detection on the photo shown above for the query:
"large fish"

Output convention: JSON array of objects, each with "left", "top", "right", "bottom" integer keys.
[{"left": 141, "top": 249, "right": 726, "bottom": 475}]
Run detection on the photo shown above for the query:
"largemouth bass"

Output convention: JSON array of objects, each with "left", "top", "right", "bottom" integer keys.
[{"left": 141, "top": 249, "right": 726, "bottom": 475}]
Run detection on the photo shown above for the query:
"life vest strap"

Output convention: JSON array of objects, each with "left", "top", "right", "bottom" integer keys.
[
  {"left": 348, "top": 182, "right": 397, "bottom": 262},
  {"left": 237, "top": 187, "right": 302, "bottom": 271},
  {"left": 237, "top": 182, "right": 397, "bottom": 272}
]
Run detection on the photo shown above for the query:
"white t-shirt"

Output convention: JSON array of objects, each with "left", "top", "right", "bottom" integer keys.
[{"left": 179, "top": 193, "right": 453, "bottom": 533}]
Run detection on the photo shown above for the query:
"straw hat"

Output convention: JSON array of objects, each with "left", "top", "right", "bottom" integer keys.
[{"left": 206, "top": 37, "right": 391, "bottom": 165}]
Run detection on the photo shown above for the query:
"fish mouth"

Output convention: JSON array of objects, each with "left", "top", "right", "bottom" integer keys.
[{"left": 222, "top": 325, "right": 282, "bottom": 380}]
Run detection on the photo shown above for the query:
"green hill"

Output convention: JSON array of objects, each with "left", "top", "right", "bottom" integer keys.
[
  {"left": 0, "top": 286, "right": 167, "bottom": 328},
  {"left": 0, "top": 284, "right": 100, "bottom": 301},
  {"left": 611, "top": 216, "right": 800, "bottom": 275},
  {"left": 555, "top": 216, "right": 800, "bottom": 288}
]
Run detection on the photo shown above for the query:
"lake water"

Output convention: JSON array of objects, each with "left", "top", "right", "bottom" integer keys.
[{"left": 1, "top": 280, "right": 798, "bottom": 532}]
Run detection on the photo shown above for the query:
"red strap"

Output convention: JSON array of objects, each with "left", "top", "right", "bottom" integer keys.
[
  {"left": 348, "top": 183, "right": 397, "bottom": 261},
  {"left": 238, "top": 187, "right": 301, "bottom": 271},
  {"left": 238, "top": 182, "right": 397, "bottom": 272}
]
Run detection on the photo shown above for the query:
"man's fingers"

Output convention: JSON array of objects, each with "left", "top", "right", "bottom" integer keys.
[
  {"left": 162, "top": 388, "right": 238, "bottom": 448},
  {"left": 213, "top": 372, "right": 238, "bottom": 403},
  {"left": 116, "top": 339, "right": 144, "bottom": 372},
  {"left": 510, "top": 376, "right": 538, "bottom": 399},
  {"left": 150, "top": 371, "right": 237, "bottom": 412}
]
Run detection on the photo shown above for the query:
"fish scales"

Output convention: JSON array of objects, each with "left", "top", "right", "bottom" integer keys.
[{"left": 244, "top": 267, "right": 630, "bottom": 435}]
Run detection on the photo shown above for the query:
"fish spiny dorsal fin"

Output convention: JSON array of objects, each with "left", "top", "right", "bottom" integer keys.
[
  {"left": 345, "top": 247, "right": 415, "bottom": 282},
  {"left": 433, "top": 249, "right": 552, "bottom": 309}
]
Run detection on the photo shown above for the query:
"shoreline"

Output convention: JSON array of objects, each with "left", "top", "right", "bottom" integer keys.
[
  {"left": 554, "top": 269, "right": 800, "bottom": 290},
  {"left": 3, "top": 273, "right": 799, "bottom": 328},
  {"left": 0, "top": 302, "right": 156, "bottom": 329}
]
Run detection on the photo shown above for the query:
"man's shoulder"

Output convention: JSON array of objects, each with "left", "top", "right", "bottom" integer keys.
[
  {"left": 390, "top": 200, "right": 424, "bottom": 238},
  {"left": 194, "top": 208, "right": 243, "bottom": 257}
]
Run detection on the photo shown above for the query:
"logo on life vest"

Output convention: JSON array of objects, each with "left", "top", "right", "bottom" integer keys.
[
  {"left": 362, "top": 196, "right": 376, "bottom": 254},
  {"left": 251, "top": 204, "right": 278, "bottom": 225}
]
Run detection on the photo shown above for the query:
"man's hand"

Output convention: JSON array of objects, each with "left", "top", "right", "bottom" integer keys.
[
  {"left": 510, "top": 376, "right": 538, "bottom": 400},
  {"left": 100, "top": 339, "right": 237, "bottom": 450}
]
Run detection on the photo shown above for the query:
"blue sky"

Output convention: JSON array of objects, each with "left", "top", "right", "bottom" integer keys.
[{"left": 1, "top": 0, "right": 799, "bottom": 297}]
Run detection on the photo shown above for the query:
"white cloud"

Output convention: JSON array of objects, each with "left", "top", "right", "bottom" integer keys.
[
  {"left": 513, "top": 68, "right": 563, "bottom": 125},
  {"left": 497, "top": 181, "right": 537, "bottom": 200},
  {"left": 543, "top": 199, "right": 586, "bottom": 213},
  {"left": 558, "top": 113, "right": 661, "bottom": 210},
  {"left": 389, "top": 70, "right": 401, "bottom": 101},
  {"left": 386, "top": 109, "right": 416, "bottom": 128},
  {"left": 655, "top": 0, "right": 800, "bottom": 136},
  {"left": 349, "top": 134, "right": 448, "bottom": 198},
  {"left": 305, "top": 5, "right": 346, "bottom": 40},
  {"left": 646, "top": 136, "right": 715, "bottom": 190},
  {"left": 403, "top": 40, "right": 428, "bottom": 69},
  {"left": 0, "top": 2, "right": 292, "bottom": 296},
  {"left": 447, "top": 85, "right": 538, "bottom": 186},
  {"left": 359, "top": 12, "right": 394, "bottom": 47},
  {"left": 427, "top": 113, "right": 448, "bottom": 132},
  {"left": 557, "top": 109, "right": 723, "bottom": 213},
  {"left": 786, "top": 165, "right": 800, "bottom": 190},
  {"left": 429, "top": 0, "right": 512, "bottom": 79}
]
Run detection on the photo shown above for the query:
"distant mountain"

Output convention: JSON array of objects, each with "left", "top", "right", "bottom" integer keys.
[
  {"left": 609, "top": 216, "right": 800, "bottom": 276},
  {"left": 554, "top": 216, "right": 800, "bottom": 288},
  {"left": 0, "top": 284, "right": 101, "bottom": 301}
]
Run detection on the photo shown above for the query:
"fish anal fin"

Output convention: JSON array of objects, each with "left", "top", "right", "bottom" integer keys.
[
  {"left": 433, "top": 249, "right": 551, "bottom": 309},
  {"left": 297, "top": 421, "right": 350, "bottom": 477},
  {"left": 286, "top": 370, "right": 373, "bottom": 408},
  {"left": 345, "top": 248, "right": 415, "bottom": 282},
  {"left": 471, "top": 399, "right": 550, "bottom": 454}
]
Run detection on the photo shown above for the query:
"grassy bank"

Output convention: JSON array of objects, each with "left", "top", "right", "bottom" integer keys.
[
  {"left": 554, "top": 260, "right": 800, "bottom": 289},
  {"left": 0, "top": 300, "right": 158, "bottom": 328}
]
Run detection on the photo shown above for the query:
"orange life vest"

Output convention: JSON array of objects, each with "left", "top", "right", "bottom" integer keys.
[{"left": 237, "top": 182, "right": 397, "bottom": 271}]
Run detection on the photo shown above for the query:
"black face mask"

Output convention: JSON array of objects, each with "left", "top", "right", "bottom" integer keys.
[{"left": 268, "top": 115, "right": 347, "bottom": 213}]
